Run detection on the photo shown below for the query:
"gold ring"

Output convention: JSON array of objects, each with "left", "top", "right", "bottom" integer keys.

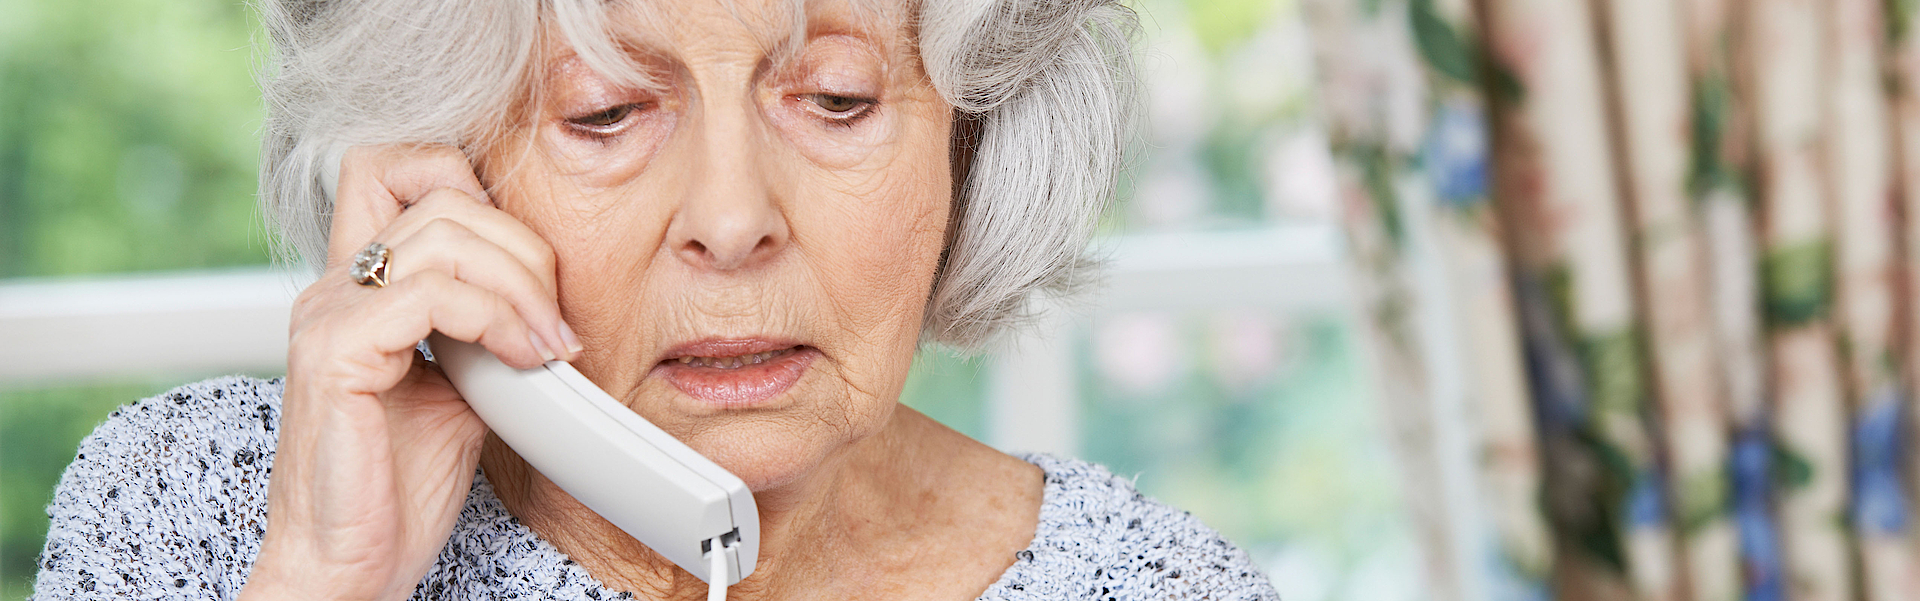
[{"left": 349, "top": 242, "right": 391, "bottom": 288}]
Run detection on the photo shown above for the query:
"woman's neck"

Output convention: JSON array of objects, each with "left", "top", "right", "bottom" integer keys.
[{"left": 478, "top": 406, "right": 1041, "bottom": 601}]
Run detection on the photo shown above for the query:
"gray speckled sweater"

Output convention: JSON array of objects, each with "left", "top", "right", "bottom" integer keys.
[{"left": 32, "top": 376, "right": 1279, "bottom": 600}]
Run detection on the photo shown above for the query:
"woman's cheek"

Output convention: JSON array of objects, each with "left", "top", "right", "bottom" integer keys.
[{"left": 817, "top": 179, "right": 948, "bottom": 338}]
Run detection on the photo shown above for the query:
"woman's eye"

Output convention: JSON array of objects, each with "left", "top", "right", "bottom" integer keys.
[
  {"left": 564, "top": 103, "right": 646, "bottom": 136},
  {"left": 800, "top": 94, "right": 875, "bottom": 122}
]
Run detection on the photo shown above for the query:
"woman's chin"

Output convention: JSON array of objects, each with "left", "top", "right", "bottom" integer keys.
[
  {"left": 649, "top": 366, "right": 898, "bottom": 493},
  {"left": 703, "top": 433, "right": 830, "bottom": 492},
  {"left": 694, "top": 410, "right": 893, "bottom": 494}
]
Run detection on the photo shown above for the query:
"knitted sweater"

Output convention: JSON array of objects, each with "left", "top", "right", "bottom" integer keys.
[{"left": 31, "top": 376, "right": 1279, "bottom": 600}]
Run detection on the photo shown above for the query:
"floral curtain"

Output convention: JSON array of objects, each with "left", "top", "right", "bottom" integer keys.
[{"left": 1310, "top": 0, "right": 1920, "bottom": 599}]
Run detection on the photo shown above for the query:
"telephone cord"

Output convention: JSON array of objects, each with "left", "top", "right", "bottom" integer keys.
[{"left": 707, "top": 537, "right": 730, "bottom": 601}]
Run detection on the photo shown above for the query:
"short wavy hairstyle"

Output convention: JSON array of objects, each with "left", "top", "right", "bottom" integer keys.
[{"left": 254, "top": 0, "right": 1140, "bottom": 349}]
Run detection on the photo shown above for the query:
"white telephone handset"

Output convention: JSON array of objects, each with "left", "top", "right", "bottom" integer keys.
[
  {"left": 426, "top": 334, "right": 758, "bottom": 595},
  {"left": 320, "top": 154, "right": 752, "bottom": 596}
]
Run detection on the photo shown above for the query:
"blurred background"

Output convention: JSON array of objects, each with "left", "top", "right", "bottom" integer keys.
[{"left": 11, "top": 0, "right": 1920, "bottom": 600}]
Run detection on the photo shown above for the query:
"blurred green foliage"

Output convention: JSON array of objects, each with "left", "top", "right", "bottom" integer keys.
[
  {"left": 0, "top": 0, "right": 270, "bottom": 279},
  {"left": 1187, "top": 0, "right": 1285, "bottom": 55}
]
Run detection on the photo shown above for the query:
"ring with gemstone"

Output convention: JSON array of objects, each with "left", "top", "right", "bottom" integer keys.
[{"left": 349, "top": 242, "right": 392, "bottom": 288}]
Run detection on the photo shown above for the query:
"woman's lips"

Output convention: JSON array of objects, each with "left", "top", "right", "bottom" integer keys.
[{"left": 653, "top": 339, "right": 817, "bottom": 408}]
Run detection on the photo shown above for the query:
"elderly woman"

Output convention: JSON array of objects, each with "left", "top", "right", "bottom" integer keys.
[{"left": 33, "top": 0, "right": 1277, "bottom": 599}]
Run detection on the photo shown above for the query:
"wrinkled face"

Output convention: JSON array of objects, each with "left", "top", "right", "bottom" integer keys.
[{"left": 482, "top": 0, "right": 952, "bottom": 491}]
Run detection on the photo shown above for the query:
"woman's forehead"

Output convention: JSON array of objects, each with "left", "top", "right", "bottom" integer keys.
[{"left": 611, "top": 0, "right": 909, "bottom": 52}]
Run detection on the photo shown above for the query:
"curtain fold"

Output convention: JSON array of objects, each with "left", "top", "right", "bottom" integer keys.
[
  {"left": 1742, "top": 2, "right": 1857, "bottom": 600},
  {"left": 1821, "top": 2, "right": 1915, "bottom": 599},
  {"left": 1593, "top": 0, "right": 1739, "bottom": 598},
  {"left": 1892, "top": 10, "right": 1920, "bottom": 593},
  {"left": 1478, "top": 0, "right": 1672, "bottom": 598},
  {"left": 1681, "top": 1, "right": 1788, "bottom": 599}
]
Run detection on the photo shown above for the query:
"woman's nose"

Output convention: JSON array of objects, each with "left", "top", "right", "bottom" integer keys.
[{"left": 665, "top": 107, "right": 790, "bottom": 272}]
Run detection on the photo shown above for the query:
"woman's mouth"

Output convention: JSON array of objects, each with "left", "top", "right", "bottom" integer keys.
[{"left": 654, "top": 339, "right": 817, "bottom": 408}]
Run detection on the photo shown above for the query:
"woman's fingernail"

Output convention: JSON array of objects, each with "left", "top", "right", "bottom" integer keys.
[
  {"left": 559, "top": 321, "right": 584, "bottom": 355},
  {"left": 529, "top": 332, "right": 557, "bottom": 362}
]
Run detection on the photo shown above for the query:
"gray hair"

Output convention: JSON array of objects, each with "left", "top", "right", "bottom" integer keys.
[{"left": 255, "top": 0, "right": 1140, "bottom": 350}]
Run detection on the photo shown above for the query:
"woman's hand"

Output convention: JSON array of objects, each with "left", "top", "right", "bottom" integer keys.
[{"left": 240, "top": 144, "right": 579, "bottom": 601}]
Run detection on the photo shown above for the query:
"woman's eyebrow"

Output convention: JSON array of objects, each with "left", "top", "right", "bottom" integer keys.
[
  {"left": 760, "top": 4, "right": 900, "bottom": 77},
  {"left": 800, "top": 0, "right": 902, "bottom": 45},
  {"left": 754, "top": 0, "right": 899, "bottom": 56},
  {"left": 541, "top": 49, "right": 675, "bottom": 103},
  {"left": 571, "top": 0, "right": 901, "bottom": 87}
]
